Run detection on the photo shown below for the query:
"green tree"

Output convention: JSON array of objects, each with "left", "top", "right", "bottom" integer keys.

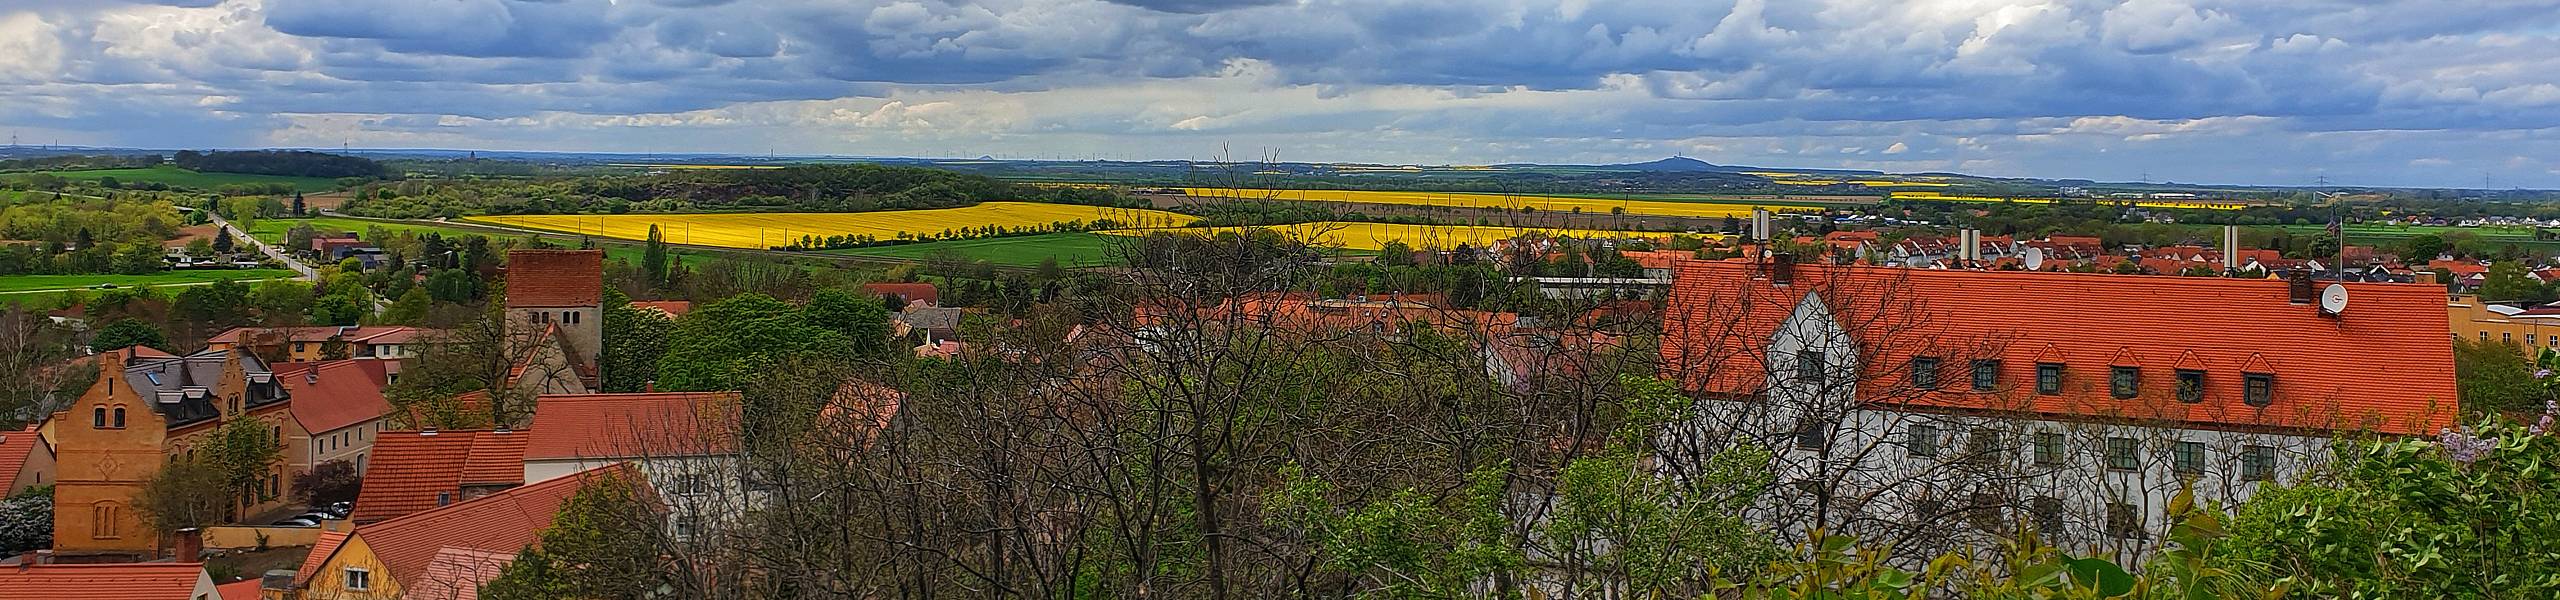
[
  {"left": 654, "top": 293, "right": 848, "bottom": 391},
  {"left": 2403, "top": 233, "right": 2447, "bottom": 261},
  {"left": 135, "top": 460, "right": 229, "bottom": 534},
  {"left": 2452, "top": 338, "right": 2543, "bottom": 417},
  {"left": 211, "top": 228, "right": 235, "bottom": 254},
  {"left": 0, "top": 485, "right": 53, "bottom": 554},
  {"left": 381, "top": 287, "right": 432, "bottom": 325},
  {"left": 480, "top": 470, "right": 663, "bottom": 599},
  {"left": 90, "top": 318, "right": 167, "bottom": 352},
  {"left": 111, "top": 242, "right": 164, "bottom": 275},
  {"left": 599, "top": 288, "right": 674, "bottom": 392},
  {"left": 803, "top": 288, "right": 893, "bottom": 359},
  {"left": 2478, "top": 261, "right": 2553, "bottom": 304},
  {"left": 641, "top": 224, "right": 669, "bottom": 290},
  {"left": 309, "top": 293, "right": 365, "bottom": 326}
]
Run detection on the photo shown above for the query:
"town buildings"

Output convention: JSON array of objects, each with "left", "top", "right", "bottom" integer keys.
[
  {"left": 522, "top": 392, "right": 741, "bottom": 541},
  {"left": 50, "top": 349, "right": 308, "bottom": 559},
  {"left": 207, "top": 326, "right": 430, "bottom": 365},
  {"left": 1657, "top": 258, "right": 2457, "bottom": 560},
  {"left": 0, "top": 424, "right": 55, "bottom": 496},
  {"left": 501, "top": 250, "right": 604, "bottom": 391},
  {"left": 277, "top": 360, "right": 394, "bottom": 473},
  {"left": 292, "top": 463, "right": 640, "bottom": 599}
]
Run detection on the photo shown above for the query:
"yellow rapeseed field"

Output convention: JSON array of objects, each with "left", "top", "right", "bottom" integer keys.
[
  {"left": 1177, "top": 188, "right": 1807, "bottom": 219},
  {"left": 1100, "top": 221, "right": 1711, "bottom": 251},
  {"left": 463, "top": 202, "right": 1198, "bottom": 249}
]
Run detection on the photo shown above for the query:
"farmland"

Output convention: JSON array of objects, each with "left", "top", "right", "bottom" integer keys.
[
  {"left": 825, "top": 232, "right": 1124, "bottom": 267},
  {"left": 463, "top": 202, "right": 1198, "bottom": 249},
  {"left": 1101, "top": 221, "right": 1701, "bottom": 251},
  {"left": 0, "top": 269, "right": 300, "bottom": 294},
  {"left": 7, "top": 165, "right": 342, "bottom": 193},
  {"left": 1890, "top": 191, "right": 2249, "bottom": 211},
  {"left": 1175, "top": 188, "right": 1818, "bottom": 218},
  {"left": 243, "top": 216, "right": 488, "bottom": 245}
]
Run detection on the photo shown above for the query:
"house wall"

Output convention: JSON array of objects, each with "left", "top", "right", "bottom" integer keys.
[
  {"left": 506, "top": 306, "right": 602, "bottom": 380},
  {"left": 301, "top": 533, "right": 403, "bottom": 600},
  {"left": 166, "top": 403, "right": 309, "bottom": 521},
  {"left": 309, "top": 420, "right": 384, "bottom": 474},
  {"left": 526, "top": 455, "right": 743, "bottom": 541},
  {"left": 10, "top": 438, "right": 54, "bottom": 496},
  {"left": 2448, "top": 295, "right": 2560, "bottom": 349},
  {"left": 50, "top": 366, "right": 163, "bottom": 556}
]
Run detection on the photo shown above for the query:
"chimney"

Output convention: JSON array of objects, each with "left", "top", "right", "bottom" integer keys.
[
  {"left": 1750, "top": 208, "right": 1772, "bottom": 242},
  {"left": 2288, "top": 273, "right": 2317, "bottom": 304},
  {"left": 1770, "top": 252, "right": 1796, "bottom": 285},
  {"left": 175, "top": 527, "right": 203, "bottom": 563},
  {"left": 1958, "top": 229, "right": 1981, "bottom": 264},
  {"left": 2415, "top": 270, "right": 2438, "bottom": 285},
  {"left": 2222, "top": 225, "right": 2240, "bottom": 272}
]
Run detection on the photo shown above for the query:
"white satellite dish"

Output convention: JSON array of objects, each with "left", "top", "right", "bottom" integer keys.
[
  {"left": 2319, "top": 283, "right": 2350, "bottom": 315},
  {"left": 2023, "top": 247, "right": 2046, "bottom": 271}
]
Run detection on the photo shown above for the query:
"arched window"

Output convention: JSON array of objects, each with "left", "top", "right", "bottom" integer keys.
[
  {"left": 111, "top": 407, "right": 125, "bottom": 429},
  {"left": 91, "top": 407, "right": 105, "bottom": 428}
]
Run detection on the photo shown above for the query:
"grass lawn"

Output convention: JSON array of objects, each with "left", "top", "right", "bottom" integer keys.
[
  {"left": 9, "top": 165, "right": 341, "bottom": 193},
  {"left": 243, "top": 216, "right": 488, "bottom": 244},
  {"left": 824, "top": 232, "right": 1125, "bottom": 267},
  {"left": 0, "top": 269, "right": 299, "bottom": 294}
]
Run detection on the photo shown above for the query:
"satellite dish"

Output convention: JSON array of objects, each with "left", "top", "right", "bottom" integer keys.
[
  {"left": 2023, "top": 247, "right": 2046, "bottom": 271},
  {"left": 2319, "top": 283, "right": 2350, "bottom": 315}
]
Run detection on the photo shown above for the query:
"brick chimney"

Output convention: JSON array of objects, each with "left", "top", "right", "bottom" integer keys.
[{"left": 175, "top": 527, "right": 203, "bottom": 563}]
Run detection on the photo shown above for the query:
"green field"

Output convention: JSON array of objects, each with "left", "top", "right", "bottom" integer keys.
[
  {"left": 0, "top": 269, "right": 300, "bottom": 294},
  {"left": 244, "top": 216, "right": 486, "bottom": 244},
  {"left": 8, "top": 165, "right": 341, "bottom": 193},
  {"left": 2274, "top": 223, "right": 2553, "bottom": 244},
  {"left": 824, "top": 233, "right": 1125, "bottom": 267}
]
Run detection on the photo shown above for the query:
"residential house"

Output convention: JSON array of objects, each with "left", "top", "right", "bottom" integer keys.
[
  {"left": 206, "top": 326, "right": 430, "bottom": 364},
  {"left": 0, "top": 424, "right": 55, "bottom": 495},
  {"left": 2448, "top": 294, "right": 2560, "bottom": 348},
  {"left": 292, "top": 463, "right": 643, "bottom": 600},
  {"left": 895, "top": 305, "right": 965, "bottom": 350},
  {"left": 0, "top": 563, "right": 217, "bottom": 599},
  {"left": 502, "top": 250, "right": 604, "bottom": 390},
  {"left": 277, "top": 360, "right": 394, "bottom": 474},
  {"left": 347, "top": 429, "right": 528, "bottom": 524},
  {"left": 1658, "top": 259, "right": 2456, "bottom": 562},
  {"left": 523, "top": 392, "right": 740, "bottom": 540},
  {"left": 50, "top": 349, "right": 306, "bottom": 559},
  {"left": 628, "top": 300, "right": 692, "bottom": 319},
  {"left": 862, "top": 282, "right": 940, "bottom": 309}
]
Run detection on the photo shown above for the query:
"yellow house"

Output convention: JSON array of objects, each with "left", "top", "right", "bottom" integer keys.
[
  {"left": 294, "top": 463, "right": 638, "bottom": 600},
  {"left": 52, "top": 348, "right": 308, "bottom": 559},
  {"left": 2448, "top": 294, "right": 2560, "bottom": 349}
]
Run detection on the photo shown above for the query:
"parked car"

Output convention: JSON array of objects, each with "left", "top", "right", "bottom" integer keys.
[
  {"left": 290, "top": 511, "right": 336, "bottom": 523},
  {"left": 326, "top": 502, "right": 352, "bottom": 517},
  {"left": 275, "top": 518, "right": 318, "bottom": 528}
]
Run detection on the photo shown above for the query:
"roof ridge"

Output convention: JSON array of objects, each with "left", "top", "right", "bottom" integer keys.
[{"left": 360, "top": 462, "right": 631, "bottom": 536}]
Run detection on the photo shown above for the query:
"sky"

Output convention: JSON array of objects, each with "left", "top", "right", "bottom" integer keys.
[{"left": 1, "top": 0, "right": 2557, "bottom": 188}]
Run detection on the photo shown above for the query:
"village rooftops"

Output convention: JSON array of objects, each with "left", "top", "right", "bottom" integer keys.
[
  {"left": 524, "top": 392, "right": 742, "bottom": 460},
  {"left": 1661, "top": 259, "right": 2458, "bottom": 436},
  {"left": 207, "top": 325, "right": 426, "bottom": 346},
  {"left": 0, "top": 563, "right": 214, "bottom": 599},
  {"left": 349, "top": 428, "right": 531, "bottom": 523},
  {"left": 275, "top": 359, "right": 392, "bottom": 435},
  {"left": 503, "top": 249, "right": 604, "bottom": 308},
  {"left": 122, "top": 348, "right": 285, "bottom": 428},
  {"left": 301, "top": 463, "right": 645, "bottom": 593}
]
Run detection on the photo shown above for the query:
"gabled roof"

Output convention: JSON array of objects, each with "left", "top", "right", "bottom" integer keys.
[
  {"left": 207, "top": 325, "right": 424, "bottom": 346},
  {"left": 296, "top": 530, "right": 348, "bottom": 585},
  {"left": 123, "top": 348, "right": 284, "bottom": 428},
  {"left": 413, "top": 547, "right": 518, "bottom": 600},
  {"left": 503, "top": 249, "right": 603, "bottom": 308},
  {"left": 215, "top": 578, "right": 261, "bottom": 600},
  {"left": 0, "top": 425, "right": 43, "bottom": 489},
  {"left": 277, "top": 359, "right": 392, "bottom": 435},
  {"left": 523, "top": 392, "right": 741, "bottom": 461},
  {"left": 863, "top": 282, "right": 940, "bottom": 307},
  {"left": 0, "top": 563, "right": 209, "bottom": 599},
  {"left": 351, "top": 429, "right": 530, "bottom": 523},
  {"left": 338, "top": 463, "right": 639, "bottom": 589},
  {"left": 1661, "top": 260, "right": 2458, "bottom": 435}
]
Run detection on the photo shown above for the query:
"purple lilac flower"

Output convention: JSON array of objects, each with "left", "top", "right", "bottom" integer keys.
[
  {"left": 2439, "top": 427, "right": 2496, "bottom": 464},
  {"left": 2539, "top": 369, "right": 2554, "bottom": 379}
]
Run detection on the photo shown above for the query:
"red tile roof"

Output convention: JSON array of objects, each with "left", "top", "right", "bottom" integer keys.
[
  {"left": 351, "top": 429, "right": 530, "bottom": 523},
  {"left": 216, "top": 578, "right": 261, "bottom": 600},
  {"left": 413, "top": 547, "right": 518, "bottom": 600},
  {"left": 524, "top": 392, "right": 741, "bottom": 460},
  {"left": 99, "top": 345, "right": 178, "bottom": 360},
  {"left": 863, "top": 282, "right": 940, "bottom": 307},
  {"left": 628, "top": 300, "right": 692, "bottom": 318},
  {"left": 0, "top": 563, "right": 208, "bottom": 599},
  {"left": 277, "top": 359, "right": 392, "bottom": 435},
  {"left": 0, "top": 425, "right": 43, "bottom": 490},
  {"left": 208, "top": 325, "right": 424, "bottom": 346},
  {"left": 503, "top": 249, "right": 603, "bottom": 308},
  {"left": 296, "top": 530, "right": 348, "bottom": 586},
  {"left": 342, "top": 463, "right": 640, "bottom": 590},
  {"left": 1660, "top": 260, "right": 2458, "bottom": 435}
]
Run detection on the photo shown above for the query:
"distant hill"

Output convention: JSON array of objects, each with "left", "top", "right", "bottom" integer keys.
[{"left": 1604, "top": 156, "right": 1733, "bottom": 172}]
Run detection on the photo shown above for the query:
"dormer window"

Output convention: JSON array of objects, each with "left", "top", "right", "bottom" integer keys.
[
  {"left": 2175, "top": 370, "right": 2206, "bottom": 404},
  {"left": 1794, "top": 350, "right": 1825, "bottom": 384},
  {"left": 2244, "top": 373, "right": 2274, "bottom": 407},
  {"left": 2109, "top": 366, "right": 2138, "bottom": 399},
  {"left": 1910, "top": 357, "right": 1942, "bottom": 390},
  {"left": 2035, "top": 363, "right": 2064, "bottom": 395},
  {"left": 1970, "top": 360, "right": 2000, "bottom": 391}
]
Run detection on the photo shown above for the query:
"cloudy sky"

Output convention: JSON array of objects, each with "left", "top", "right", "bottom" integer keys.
[{"left": 2, "top": 0, "right": 2556, "bottom": 188}]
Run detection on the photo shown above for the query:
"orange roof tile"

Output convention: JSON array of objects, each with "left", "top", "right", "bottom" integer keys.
[
  {"left": 523, "top": 392, "right": 741, "bottom": 460},
  {"left": 628, "top": 300, "right": 692, "bottom": 318},
  {"left": 862, "top": 282, "right": 941, "bottom": 307},
  {"left": 295, "top": 530, "right": 348, "bottom": 586},
  {"left": 277, "top": 359, "right": 392, "bottom": 435},
  {"left": 354, "top": 463, "right": 639, "bottom": 588},
  {"left": 351, "top": 429, "right": 530, "bottom": 523},
  {"left": 0, "top": 425, "right": 43, "bottom": 490},
  {"left": 413, "top": 547, "right": 518, "bottom": 600},
  {"left": 503, "top": 249, "right": 603, "bottom": 308},
  {"left": 0, "top": 563, "right": 207, "bottom": 599},
  {"left": 216, "top": 578, "right": 261, "bottom": 600},
  {"left": 1661, "top": 260, "right": 2458, "bottom": 435},
  {"left": 207, "top": 325, "right": 426, "bottom": 346}
]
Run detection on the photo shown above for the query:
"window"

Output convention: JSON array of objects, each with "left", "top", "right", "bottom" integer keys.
[
  {"left": 1966, "top": 428, "right": 2004, "bottom": 466},
  {"left": 435, "top": 491, "right": 454, "bottom": 506},
  {"left": 111, "top": 407, "right": 124, "bottom": 429},
  {"left": 91, "top": 407, "right": 105, "bottom": 428},
  {"left": 293, "top": 342, "right": 307, "bottom": 353},
  {"left": 2110, "top": 366, "right": 2139, "bottom": 399},
  {"left": 2031, "top": 496, "right": 2065, "bottom": 535},
  {"left": 1793, "top": 421, "right": 1828, "bottom": 451},
  {"left": 2035, "top": 363, "right": 2064, "bottom": 395},
  {"left": 2104, "top": 437, "right": 2139, "bottom": 471},
  {"left": 1908, "top": 424, "right": 1940, "bottom": 458},
  {"left": 2244, "top": 373, "right": 2274, "bottom": 407},
  {"left": 2505, "top": 332, "right": 2514, "bottom": 343},
  {"left": 1910, "top": 356, "right": 1941, "bottom": 390},
  {"left": 344, "top": 568, "right": 372, "bottom": 591},
  {"left": 1966, "top": 491, "right": 2008, "bottom": 532},
  {"left": 2106, "top": 502, "right": 2143, "bottom": 539},
  {"left": 2241, "top": 445, "right": 2277, "bottom": 482},
  {"left": 1971, "top": 360, "right": 2000, "bottom": 391},
  {"left": 675, "top": 474, "right": 709, "bottom": 495},
  {"left": 2479, "top": 331, "right": 2490, "bottom": 341},
  {"left": 1916, "top": 498, "right": 1947, "bottom": 519},
  {"left": 2033, "top": 432, "right": 2064, "bottom": 466},
  {"left": 2176, "top": 370, "right": 2206, "bottom": 404},
  {"left": 674, "top": 514, "right": 700, "bottom": 540},
  {"left": 90, "top": 502, "right": 120, "bottom": 539},
  {"left": 1794, "top": 349, "right": 1825, "bottom": 384},
  {"left": 2171, "top": 441, "right": 2205, "bottom": 475}
]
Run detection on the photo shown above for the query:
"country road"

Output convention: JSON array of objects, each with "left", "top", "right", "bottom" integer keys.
[{"left": 211, "top": 213, "right": 316, "bottom": 280}]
